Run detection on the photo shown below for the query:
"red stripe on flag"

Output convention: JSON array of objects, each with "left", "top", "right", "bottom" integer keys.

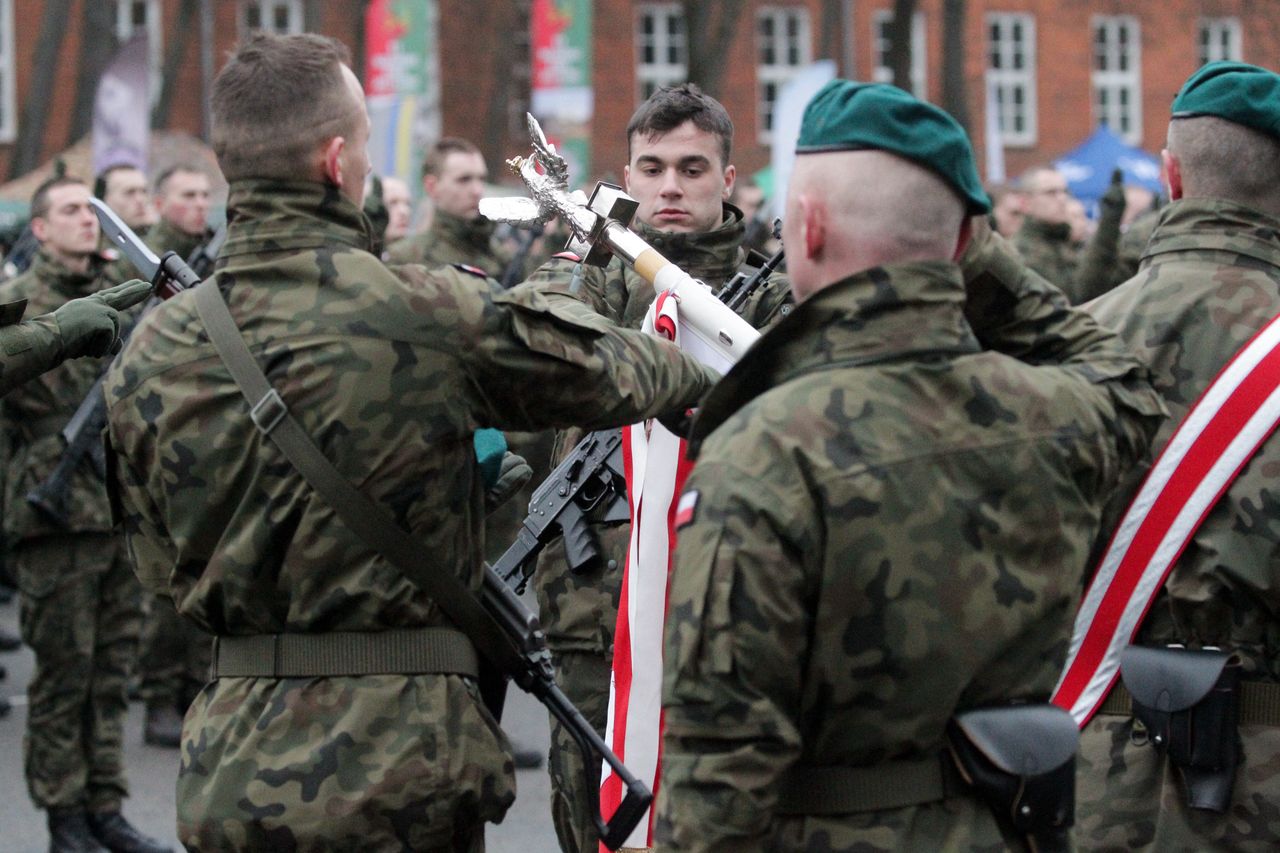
[{"left": 1054, "top": 334, "right": 1280, "bottom": 717}]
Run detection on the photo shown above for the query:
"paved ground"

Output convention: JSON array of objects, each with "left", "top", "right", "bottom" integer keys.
[{"left": 0, "top": 593, "right": 561, "bottom": 852}]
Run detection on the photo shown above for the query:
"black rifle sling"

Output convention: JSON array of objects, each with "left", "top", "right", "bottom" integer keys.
[{"left": 192, "top": 278, "right": 522, "bottom": 675}]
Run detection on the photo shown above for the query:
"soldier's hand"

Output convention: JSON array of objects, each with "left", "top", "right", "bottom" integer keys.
[
  {"left": 92, "top": 279, "right": 153, "bottom": 311},
  {"left": 484, "top": 452, "right": 533, "bottom": 516},
  {"left": 52, "top": 293, "right": 127, "bottom": 359},
  {"left": 1101, "top": 168, "right": 1126, "bottom": 212}
]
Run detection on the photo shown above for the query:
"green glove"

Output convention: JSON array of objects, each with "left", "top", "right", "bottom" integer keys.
[
  {"left": 364, "top": 175, "right": 389, "bottom": 253},
  {"left": 52, "top": 279, "right": 152, "bottom": 358},
  {"left": 484, "top": 452, "right": 533, "bottom": 517}
]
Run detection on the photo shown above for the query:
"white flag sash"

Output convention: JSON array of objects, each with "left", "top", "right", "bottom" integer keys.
[
  {"left": 598, "top": 289, "right": 752, "bottom": 849},
  {"left": 1052, "top": 309, "right": 1280, "bottom": 726}
]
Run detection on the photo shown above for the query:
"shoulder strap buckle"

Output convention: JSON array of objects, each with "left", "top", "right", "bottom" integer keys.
[{"left": 250, "top": 389, "right": 288, "bottom": 434}]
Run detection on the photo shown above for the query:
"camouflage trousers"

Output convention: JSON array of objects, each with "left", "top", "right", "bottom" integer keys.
[
  {"left": 15, "top": 532, "right": 142, "bottom": 811},
  {"left": 1077, "top": 712, "right": 1280, "bottom": 851},
  {"left": 177, "top": 673, "right": 513, "bottom": 852},
  {"left": 138, "top": 592, "right": 211, "bottom": 711},
  {"left": 549, "top": 649, "right": 612, "bottom": 853}
]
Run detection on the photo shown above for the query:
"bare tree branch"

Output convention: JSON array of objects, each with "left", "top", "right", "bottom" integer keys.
[
  {"left": 683, "top": 0, "right": 742, "bottom": 97},
  {"left": 941, "top": 0, "right": 969, "bottom": 131},
  {"left": 885, "top": 0, "right": 916, "bottom": 92}
]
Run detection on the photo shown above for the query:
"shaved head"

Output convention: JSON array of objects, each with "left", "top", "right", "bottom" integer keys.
[
  {"left": 1167, "top": 116, "right": 1280, "bottom": 217},
  {"left": 783, "top": 150, "right": 966, "bottom": 301}
]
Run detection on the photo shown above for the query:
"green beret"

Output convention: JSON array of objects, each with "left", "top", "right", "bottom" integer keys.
[
  {"left": 796, "top": 79, "right": 990, "bottom": 215},
  {"left": 1171, "top": 61, "right": 1280, "bottom": 140}
]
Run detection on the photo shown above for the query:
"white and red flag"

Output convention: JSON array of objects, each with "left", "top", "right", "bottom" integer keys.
[{"left": 598, "top": 289, "right": 756, "bottom": 850}]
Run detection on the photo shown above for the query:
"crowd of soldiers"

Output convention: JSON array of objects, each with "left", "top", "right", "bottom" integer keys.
[{"left": 0, "top": 26, "right": 1276, "bottom": 853}]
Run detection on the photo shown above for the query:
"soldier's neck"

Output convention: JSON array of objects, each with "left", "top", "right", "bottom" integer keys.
[{"left": 46, "top": 247, "right": 91, "bottom": 274}]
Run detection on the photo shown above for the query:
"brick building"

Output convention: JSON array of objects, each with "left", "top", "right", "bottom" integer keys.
[{"left": 0, "top": 1, "right": 1277, "bottom": 199}]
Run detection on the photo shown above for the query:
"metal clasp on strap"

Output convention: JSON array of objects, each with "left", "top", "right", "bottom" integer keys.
[{"left": 250, "top": 389, "right": 288, "bottom": 434}]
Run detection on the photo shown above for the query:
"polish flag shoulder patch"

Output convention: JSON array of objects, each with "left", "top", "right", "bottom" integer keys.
[{"left": 675, "top": 489, "right": 699, "bottom": 529}]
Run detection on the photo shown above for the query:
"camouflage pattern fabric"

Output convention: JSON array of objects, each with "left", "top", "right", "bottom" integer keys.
[
  {"left": 1013, "top": 215, "right": 1081, "bottom": 299},
  {"left": 15, "top": 533, "right": 141, "bottom": 811},
  {"left": 0, "top": 252, "right": 145, "bottom": 813},
  {"left": 384, "top": 208, "right": 512, "bottom": 276},
  {"left": 525, "top": 203, "right": 792, "bottom": 853},
  {"left": 138, "top": 595, "right": 210, "bottom": 711},
  {"left": 656, "top": 224, "right": 1164, "bottom": 851},
  {"left": 1077, "top": 198, "right": 1280, "bottom": 851},
  {"left": 1113, "top": 208, "right": 1160, "bottom": 288},
  {"left": 1073, "top": 181, "right": 1127, "bottom": 304},
  {"left": 144, "top": 217, "right": 208, "bottom": 266},
  {"left": 103, "top": 179, "right": 717, "bottom": 851},
  {"left": 0, "top": 299, "right": 71, "bottom": 395}
]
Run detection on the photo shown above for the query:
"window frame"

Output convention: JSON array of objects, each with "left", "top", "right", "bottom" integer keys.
[
  {"left": 1198, "top": 17, "right": 1242, "bottom": 66},
  {"left": 239, "top": 0, "right": 304, "bottom": 36},
  {"left": 985, "top": 11, "right": 1037, "bottom": 148},
  {"left": 871, "top": 8, "right": 927, "bottom": 98},
  {"left": 636, "top": 3, "right": 687, "bottom": 103},
  {"left": 1091, "top": 15, "right": 1142, "bottom": 146},
  {"left": 756, "top": 4, "right": 812, "bottom": 145}
]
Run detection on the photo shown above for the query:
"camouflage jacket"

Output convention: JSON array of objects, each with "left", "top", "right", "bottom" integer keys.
[
  {"left": 0, "top": 297, "right": 70, "bottom": 395},
  {"left": 657, "top": 228, "right": 1163, "bottom": 851},
  {"left": 102, "top": 180, "right": 716, "bottom": 846},
  {"left": 525, "top": 203, "right": 793, "bottom": 655},
  {"left": 1014, "top": 215, "right": 1081, "bottom": 297},
  {"left": 145, "top": 217, "right": 209, "bottom": 264},
  {"left": 1087, "top": 198, "right": 1280, "bottom": 681},
  {"left": 384, "top": 208, "right": 512, "bottom": 276},
  {"left": 0, "top": 250, "right": 127, "bottom": 540}
]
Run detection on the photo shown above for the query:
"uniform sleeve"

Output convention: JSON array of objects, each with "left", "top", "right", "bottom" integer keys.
[
  {"left": 104, "top": 418, "right": 177, "bottom": 599},
  {"left": 0, "top": 314, "right": 64, "bottom": 396},
  {"left": 522, "top": 253, "right": 619, "bottom": 322},
  {"left": 1072, "top": 186, "right": 1126, "bottom": 303},
  {"left": 657, "top": 446, "right": 813, "bottom": 851}
]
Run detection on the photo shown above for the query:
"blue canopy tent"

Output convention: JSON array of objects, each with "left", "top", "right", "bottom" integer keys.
[{"left": 1054, "top": 126, "right": 1164, "bottom": 209}]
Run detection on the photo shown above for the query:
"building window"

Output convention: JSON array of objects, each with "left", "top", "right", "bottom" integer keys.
[
  {"left": 986, "top": 12, "right": 1036, "bottom": 147},
  {"left": 1199, "top": 18, "right": 1242, "bottom": 66},
  {"left": 114, "top": 1, "right": 162, "bottom": 106},
  {"left": 636, "top": 3, "right": 687, "bottom": 102},
  {"left": 757, "top": 5, "right": 811, "bottom": 143},
  {"left": 871, "top": 9, "right": 926, "bottom": 97},
  {"left": 240, "top": 0, "right": 303, "bottom": 35},
  {"left": 1092, "top": 16, "right": 1141, "bottom": 145},
  {"left": 0, "top": 0, "right": 12, "bottom": 143}
]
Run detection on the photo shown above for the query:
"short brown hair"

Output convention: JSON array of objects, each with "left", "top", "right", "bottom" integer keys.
[
  {"left": 626, "top": 83, "right": 733, "bottom": 166},
  {"left": 31, "top": 176, "right": 87, "bottom": 221},
  {"left": 421, "top": 137, "right": 482, "bottom": 180},
  {"left": 211, "top": 32, "right": 357, "bottom": 182},
  {"left": 153, "top": 164, "right": 206, "bottom": 197}
]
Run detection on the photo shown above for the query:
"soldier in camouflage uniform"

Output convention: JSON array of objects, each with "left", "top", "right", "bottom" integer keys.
[
  {"left": 522, "top": 83, "right": 791, "bottom": 853},
  {"left": 0, "top": 176, "right": 169, "bottom": 853},
  {"left": 1075, "top": 61, "right": 1280, "bottom": 852},
  {"left": 102, "top": 33, "right": 716, "bottom": 852},
  {"left": 384, "top": 137, "right": 511, "bottom": 275},
  {"left": 129, "top": 163, "right": 216, "bottom": 750},
  {"left": 656, "top": 80, "right": 1163, "bottom": 852}
]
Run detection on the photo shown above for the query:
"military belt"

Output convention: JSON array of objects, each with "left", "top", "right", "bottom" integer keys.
[
  {"left": 211, "top": 628, "right": 479, "bottom": 679},
  {"left": 775, "top": 752, "right": 964, "bottom": 815},
  {"left": 1099, "top": 680, "right": 1280, "bottom": 726}
]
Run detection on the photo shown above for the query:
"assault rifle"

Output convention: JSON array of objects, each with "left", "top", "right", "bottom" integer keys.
[
  {"left": 25, "top": 200, "right": 200, "bottom": 527},
  {"left": 185, "top": 222, "right": 227, "bottom": 280},
  {"left": 715, "top": 219, "right": 784, "bottom": 312}
]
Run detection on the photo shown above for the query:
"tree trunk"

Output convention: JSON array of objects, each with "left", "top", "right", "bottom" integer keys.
[
  {"left": 885, "top": 0, "right": 915, "bottom": 93},
  {"left": 10, "top": 0, "right": 75, "bottom": 178},
  {"left": 481, "top": 1, "right": 518, "bottom": 170},
  {"left": 819, "top": 0, "right": 845, "bottom": 74},
  {"left": 66, "top": 3, "right": 120, "bottom": 149},
  {"left": 941, "top": 0, "right": 969, "bottom": 131},
  {"left": 303, "top": 0, "right": 323, "bottom": 33},
  {"left": 683, "top": 0, "right": 742, "bottom": 98},
  {"left": 153, "top": 0, "right": 200, "bottom": 128}
]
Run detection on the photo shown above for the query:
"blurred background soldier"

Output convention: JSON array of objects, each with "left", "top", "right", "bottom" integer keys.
[
  {"left": 0, "top": 175, "right": 169, "bottom": 853},
  {"left": 385, "top": 136, "right": 510, "bottom": 275},
  {"left": 656, "top": 79, "right": 1162, "bottom": 852},
  {"left": 380, "top": 175, "right": 413, "bottom": 246},
  {"left": 94, "top": 165, "right": 154, "bottom": 235},
  {"left": 1075, "top": 60, "right": 1280, "bottom": 851},
  {"left": 133, "top": 162, "right": 215, "bottom": 749},
  {"left": 524, "top": 82, "right": 791, "bottom": 853},
  {"left": 103, "top": 32, "right": 715, "bottom": 852},
  {"left": 145, "top": 165, "right": 212, "bottom": 262}
]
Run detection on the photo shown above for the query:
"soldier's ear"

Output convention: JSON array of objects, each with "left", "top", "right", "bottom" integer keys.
[
  {"left": 799, "top": 194, "right": 825, "bottom": 260},
  {"left": 722, "top": 164, "right": 736, "bottom": 199},
  {"left": 321, "top": 136, "right": 346, "bottom": 187},
  {"left": 1162, "top": 150, "right": 1183, "bottom": 201},
  {"left": 953, "top": 216, "right": 975, "bottom": 261}
]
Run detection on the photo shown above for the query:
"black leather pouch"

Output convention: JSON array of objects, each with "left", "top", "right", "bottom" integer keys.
[
  {"left": 1120, "top": 645, "right": 1240, "bottom": 812},
  {"left": 948, "top": 704, "right": 1079, "bottom": 852}
]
